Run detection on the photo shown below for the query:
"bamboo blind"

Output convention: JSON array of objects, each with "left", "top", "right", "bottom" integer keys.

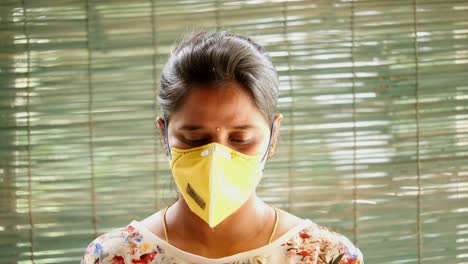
[{"left": 0, "top": 0, "right": 467, "bottom": 263}]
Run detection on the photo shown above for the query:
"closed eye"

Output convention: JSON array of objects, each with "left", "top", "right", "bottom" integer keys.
[
  {"left": 183, "top": 137, "right": 209, "bottom": 146},
  {"left": 229, "top": 136, "right": 254, "bottom": 145}
]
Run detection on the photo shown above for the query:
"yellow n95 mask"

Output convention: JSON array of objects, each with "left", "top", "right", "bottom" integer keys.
[
  {"left": 163, "top": 119, "right": 274, "bottom": 228},
  {"left": 169, "top": 143, "right": 266, "bottom": 228}
]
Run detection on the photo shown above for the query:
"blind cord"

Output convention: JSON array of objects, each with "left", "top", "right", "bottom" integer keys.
[
  {"left": 215, "top": 0, "right": 220, "bottom": 31},
  {"left": 85, "top": 0, "right": 98, "bottom": 238},
  {"left": 412, "top": 0, "right": 423, "bottom": 263},
  {"left": 350, "top": 0, "right": 358, "bottom": 247},
  {"left": 282, "top": 0, "right": 295, "bottom": 214},
  {"left": 150, "top": 0, "right": 160, "bottom": 211},
  {"left": 22, "top": 1, "right": 35, "bottom": 263}
]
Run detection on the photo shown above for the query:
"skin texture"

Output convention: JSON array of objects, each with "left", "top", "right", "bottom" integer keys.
[{"left": 142, "top": 81, "right": 302, "bottom": 258}]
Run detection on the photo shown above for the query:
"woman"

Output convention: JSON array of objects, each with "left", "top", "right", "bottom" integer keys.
[{"left": 81, "top": 31, "right": 363, "bottom": 264}]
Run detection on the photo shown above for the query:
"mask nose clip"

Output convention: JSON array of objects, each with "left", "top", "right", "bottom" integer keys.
[
  {"left": 201, "top": 144, "right": 231, "bottom": 159},
  {"left": 201, "top": 149, "right": 212, "bottom": 157}
]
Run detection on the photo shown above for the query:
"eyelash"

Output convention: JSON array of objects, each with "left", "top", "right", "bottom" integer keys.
[
  {"left": 184, "top": 138, "right": 208, "bottom": 145},
  {"left": 183, "top": 136, "right": 252, "bottom": 146},
  {"left": 229, "top": 137, "right": 251, "bottom": 144}
]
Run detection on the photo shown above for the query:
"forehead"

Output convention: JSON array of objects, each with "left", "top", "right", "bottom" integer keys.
[{"left": 170, "top": 82, "right": 268, "bottom": 128}]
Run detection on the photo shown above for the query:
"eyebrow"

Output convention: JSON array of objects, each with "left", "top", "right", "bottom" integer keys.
[
  {"left": 232, "top": 125, "right": 255, "bottom": 130},
  {"left": 177, "top": 125, "right": 256, "bottom": 131},
  {"left": 178, "top": 125, "right": 205, "bottom": 131}
]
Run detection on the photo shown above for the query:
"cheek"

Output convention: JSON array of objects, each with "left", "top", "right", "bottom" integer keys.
[{"left": 260, "top": 131, "right": 273, "bottom": 155}]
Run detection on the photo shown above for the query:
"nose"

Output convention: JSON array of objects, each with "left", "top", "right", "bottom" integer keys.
[{"left": 210, "top": 128, "right": 230, "bottom": 147}]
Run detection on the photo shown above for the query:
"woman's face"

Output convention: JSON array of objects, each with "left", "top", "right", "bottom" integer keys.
[{"left": 158, "top": 81, "right": 281, "bottom": 157}]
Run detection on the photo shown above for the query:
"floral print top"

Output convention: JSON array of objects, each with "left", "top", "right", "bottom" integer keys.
[{"left": 81, "top": 219, "right": 363, "bottom": 264}]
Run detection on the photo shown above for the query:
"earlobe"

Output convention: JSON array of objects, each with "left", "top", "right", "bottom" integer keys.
[
  {"left": 267, "top": 147, "right": 276, "bottom": 159},
  {"left": 156, "top": 116, "right": 166, "bottom": 140},
  {"left": 156, "top": 116, "right": 169, "bottom": 156},
  {"left": 267, "top": 113, "right": 282, "bottom": 159}
]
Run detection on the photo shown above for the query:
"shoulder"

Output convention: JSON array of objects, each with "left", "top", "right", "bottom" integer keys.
[
  {"left": 140, "top": 209, "right": 166, "bottom": 238},
  {"left": 281, "top": 221, "right": 364, "bottom": 264},
  {"left": 81, "top": 223, "right": 161, "bottom": 264},
  {"left": 272, "top": 208, "right": 304, "bottom": 241}
]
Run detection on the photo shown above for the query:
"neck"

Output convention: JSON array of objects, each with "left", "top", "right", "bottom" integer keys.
[{"left": 166, "top": 195, "right": 273, "bottom": 248}]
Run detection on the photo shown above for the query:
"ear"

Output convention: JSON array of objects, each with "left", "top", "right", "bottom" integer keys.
[
  {"left": 267, "top": 113, "right": 282, "bottom": 159},
  {"left": 156, "top": 116, "right": 169, "bottom": 156}
]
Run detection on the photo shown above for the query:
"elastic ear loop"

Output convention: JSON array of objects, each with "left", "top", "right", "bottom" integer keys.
[
  {"left": 163, "top": 118, "right": 172, "bottom": 160},
  {"left": 260, "top": 115, "right": 276, "bottom": 165}
]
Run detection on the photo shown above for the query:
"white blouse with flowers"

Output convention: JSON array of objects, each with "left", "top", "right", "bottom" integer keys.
[{"left": 81, "top": 219, "right": 364, "bottom": 264}]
